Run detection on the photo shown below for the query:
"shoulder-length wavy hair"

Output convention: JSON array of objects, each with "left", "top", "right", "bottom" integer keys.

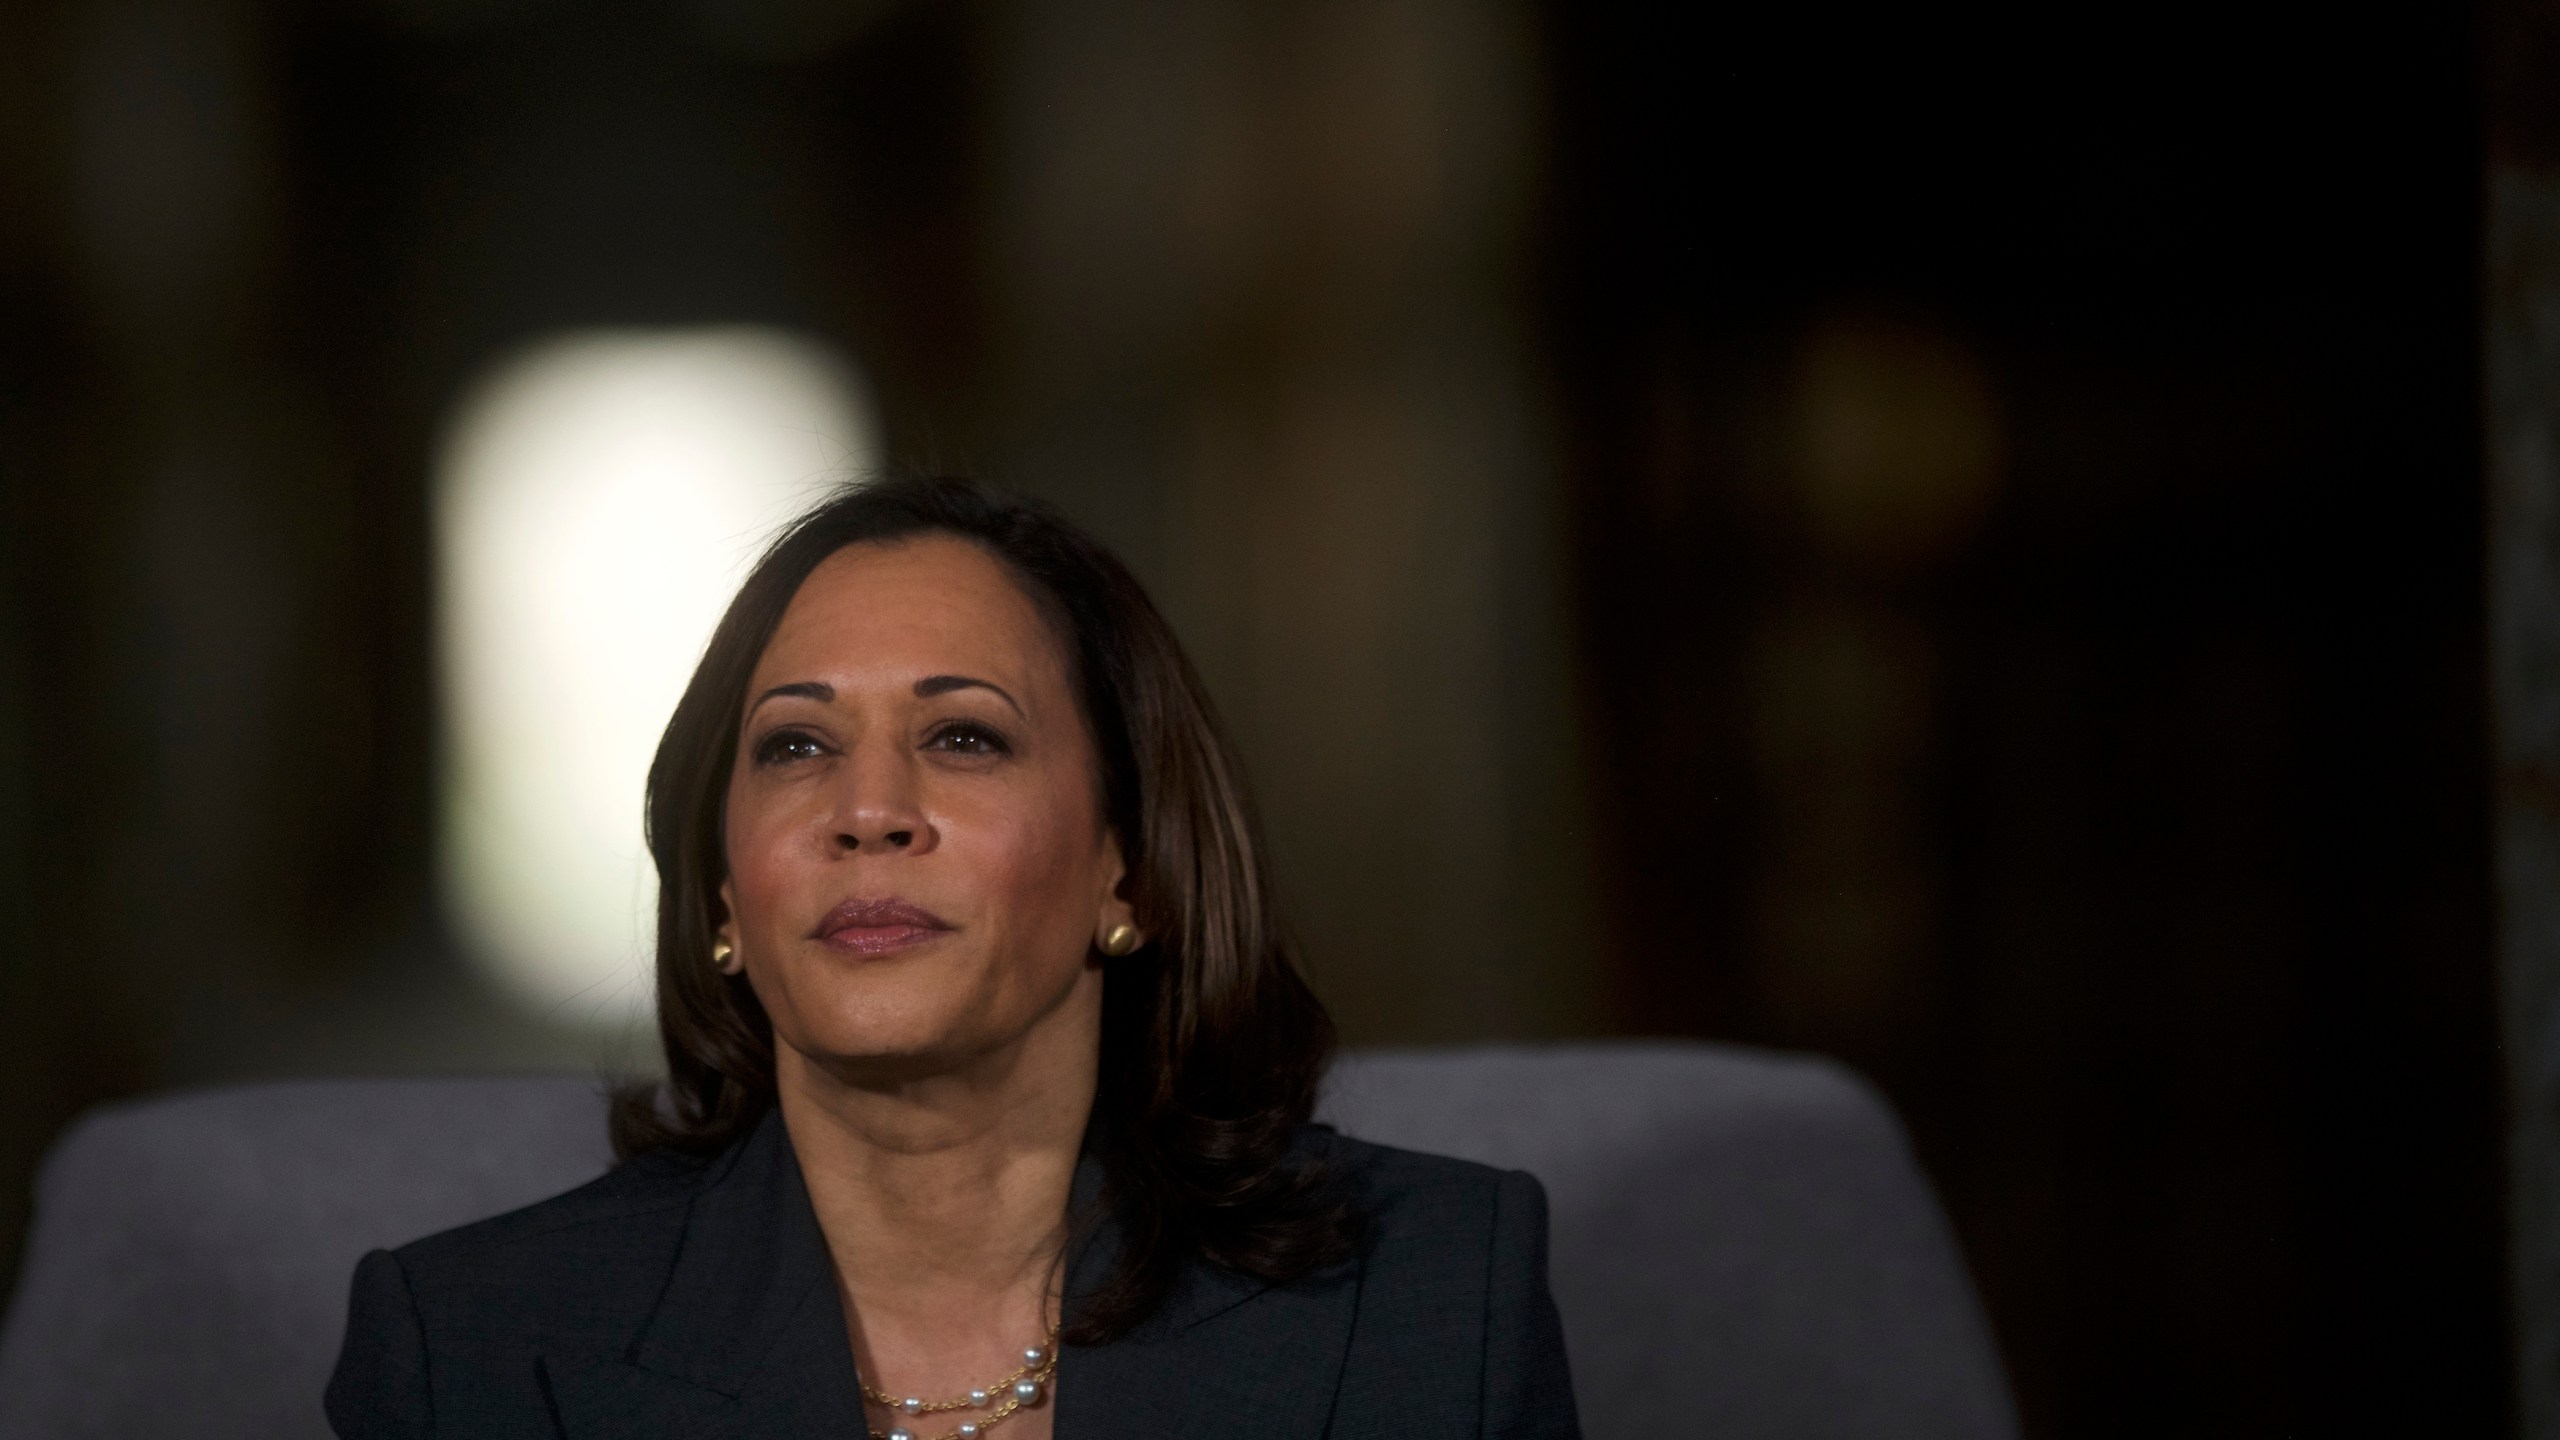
[{"left": 609, "top": 474, "right": 1350, "bottom": 1339}]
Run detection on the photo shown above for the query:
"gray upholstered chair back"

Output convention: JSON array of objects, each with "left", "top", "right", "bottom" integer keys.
[{"left": 0, "top": 1043, "right": 2017, "bottom": 1439}]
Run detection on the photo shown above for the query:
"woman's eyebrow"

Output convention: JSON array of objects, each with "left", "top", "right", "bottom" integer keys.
[
  {"left": 915, "top": 674, "right": 1024, "bottom": 717},
  {"left": 746, "top": 680, "right": 833, "bottom": 718}
]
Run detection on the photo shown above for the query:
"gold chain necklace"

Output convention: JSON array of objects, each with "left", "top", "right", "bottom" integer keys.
[{"left": 862, "top": 1323, "right": 1062, "bottom": 1440}]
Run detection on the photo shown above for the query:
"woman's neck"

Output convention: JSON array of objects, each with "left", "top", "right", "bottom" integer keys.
[{"left": 774, "top": 989, "right": 1098, "bottom": 1338}]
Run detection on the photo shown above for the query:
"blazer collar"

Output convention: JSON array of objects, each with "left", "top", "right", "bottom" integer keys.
[
  {"left": 1051, "top": 1252, "right": 1361, "bottom": 1440},
  {"left": 544, "top": 1112, "right": 1362, "bottom": 1440},
  {"left": 1051, "top": 1134, "right": 1362, "bottom": 1440}
]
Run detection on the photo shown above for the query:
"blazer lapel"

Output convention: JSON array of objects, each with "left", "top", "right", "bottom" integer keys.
[
  {"left": 1051, "top": 1190, "right": 1363, "bottom": 1440},
  {"left": 547, "top": 1111, "right": 866, "bottom": 1440}
]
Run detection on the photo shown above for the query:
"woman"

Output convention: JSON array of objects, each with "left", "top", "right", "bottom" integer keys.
[{"left": 326, "top": 476, "right": 1580, "bottom": 1440}]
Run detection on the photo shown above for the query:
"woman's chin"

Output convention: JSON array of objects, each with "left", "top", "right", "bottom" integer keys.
[
  {"left": 773, "top": 999, "right": 1016, "bottom": 1081},
  {"left": 785, "top": 1021, "right": 968, "bottom": 1072}
]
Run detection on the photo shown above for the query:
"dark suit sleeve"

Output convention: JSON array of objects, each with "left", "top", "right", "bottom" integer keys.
[
  {"left": 1483, "top": 1170, "right": 1581, "bottom": 1439},
  {"left": 326, "top": 1248, "right": 434, "bottom": 1440}
]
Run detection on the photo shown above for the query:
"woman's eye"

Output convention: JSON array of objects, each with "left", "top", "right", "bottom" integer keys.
[
  {"left": 752, "top": 729, "right": 827, "bottom": 765},
  {"left": 926, "top": 721, "right": 1011, "bottom": 758}
]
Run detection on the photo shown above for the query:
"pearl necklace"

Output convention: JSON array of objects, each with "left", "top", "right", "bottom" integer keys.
[{"left": 862, "top": 1325, "right": 1062, "bottom": 1440}]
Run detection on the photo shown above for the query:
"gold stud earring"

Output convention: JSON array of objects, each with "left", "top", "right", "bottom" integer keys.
[
  {"left": 1099, "top": 923, "right": 1141, "bottom": 957},
  {"left": 711, "top": 937, "right": 738, "bottom": 974}
]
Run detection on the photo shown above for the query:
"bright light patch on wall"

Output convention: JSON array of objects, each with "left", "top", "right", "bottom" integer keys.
[{"left": 437, "top": 328, "right": 874, "bottom": 1024}]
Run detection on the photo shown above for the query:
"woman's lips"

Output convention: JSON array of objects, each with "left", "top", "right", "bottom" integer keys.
[{"left": 814, "top": 897, "right": 954, "bottom": 955}]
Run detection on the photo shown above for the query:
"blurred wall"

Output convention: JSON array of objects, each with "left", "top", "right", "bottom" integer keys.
[
  {"left": 0, "top": 1, "right": 2509, "bottom": 1437},
  {"left": 1546, "top": 2, "right": 2497, "bottom": 1435}
]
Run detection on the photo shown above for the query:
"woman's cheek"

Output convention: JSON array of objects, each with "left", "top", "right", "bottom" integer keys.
[
  {"left": 1007, "top": 802, "right": 1096, "bottom": 933},
  {"left": 726, "top": 796, "right": 800, "bottom": 923},
  {"left": 959, "top": 800, "right": 1047, "bottom": 894}
]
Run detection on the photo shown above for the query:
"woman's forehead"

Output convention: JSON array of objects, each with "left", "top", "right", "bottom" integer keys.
[{"left": 755, "top": 536, "right": 1065, "bottom": 694}]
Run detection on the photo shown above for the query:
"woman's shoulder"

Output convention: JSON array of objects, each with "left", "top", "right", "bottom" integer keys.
[
  {"left": 378, "top": 1146, "right": 714, "bottom": 1308},
  {"left": 1305, "top": 1125, "right": 1552, "bottom": 1254},
  {"left": 327, "top": 1145, "right": 748, "bottom": 1434}
]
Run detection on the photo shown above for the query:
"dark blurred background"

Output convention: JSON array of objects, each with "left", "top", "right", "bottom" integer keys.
[{"left": 0, "top": 0, "right": 2510, "bottom": 1435}]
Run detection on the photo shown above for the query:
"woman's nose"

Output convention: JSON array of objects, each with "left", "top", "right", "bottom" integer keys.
[{"left": 828, "top": 741, "right": 933, "bottom": 854}]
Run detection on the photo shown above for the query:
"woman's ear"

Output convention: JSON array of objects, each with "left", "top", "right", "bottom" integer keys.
[
  {"left": 1093, "top": 831, "right": 1139, "bottom": 953},
  {"left": 701, "top": 876, "right": 742, "bottom": 973},
  {"left": 716, "top": 876, "right": 739, "bottom": 942}
]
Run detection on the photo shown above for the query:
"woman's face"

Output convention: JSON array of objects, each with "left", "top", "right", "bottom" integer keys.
[{"left": 717, "top": 535, "right": 1132, "bottom": 1078}]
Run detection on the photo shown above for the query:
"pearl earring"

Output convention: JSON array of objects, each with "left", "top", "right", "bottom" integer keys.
[
  {"left": 711, "top": 937, "right": 738, "bottom": 974},
  {"left": 1099, "top": 923, "right": 1142, "bottom": 957}
]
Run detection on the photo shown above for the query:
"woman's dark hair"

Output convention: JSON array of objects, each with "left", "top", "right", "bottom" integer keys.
[{"left": 609, "top": 474, "right": 1351, "bottom": 1339}]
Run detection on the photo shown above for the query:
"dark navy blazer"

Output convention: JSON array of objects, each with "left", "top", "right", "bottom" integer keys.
[{"left": 324, "top": 1109, "right": 1581, "bottom": 1439}]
